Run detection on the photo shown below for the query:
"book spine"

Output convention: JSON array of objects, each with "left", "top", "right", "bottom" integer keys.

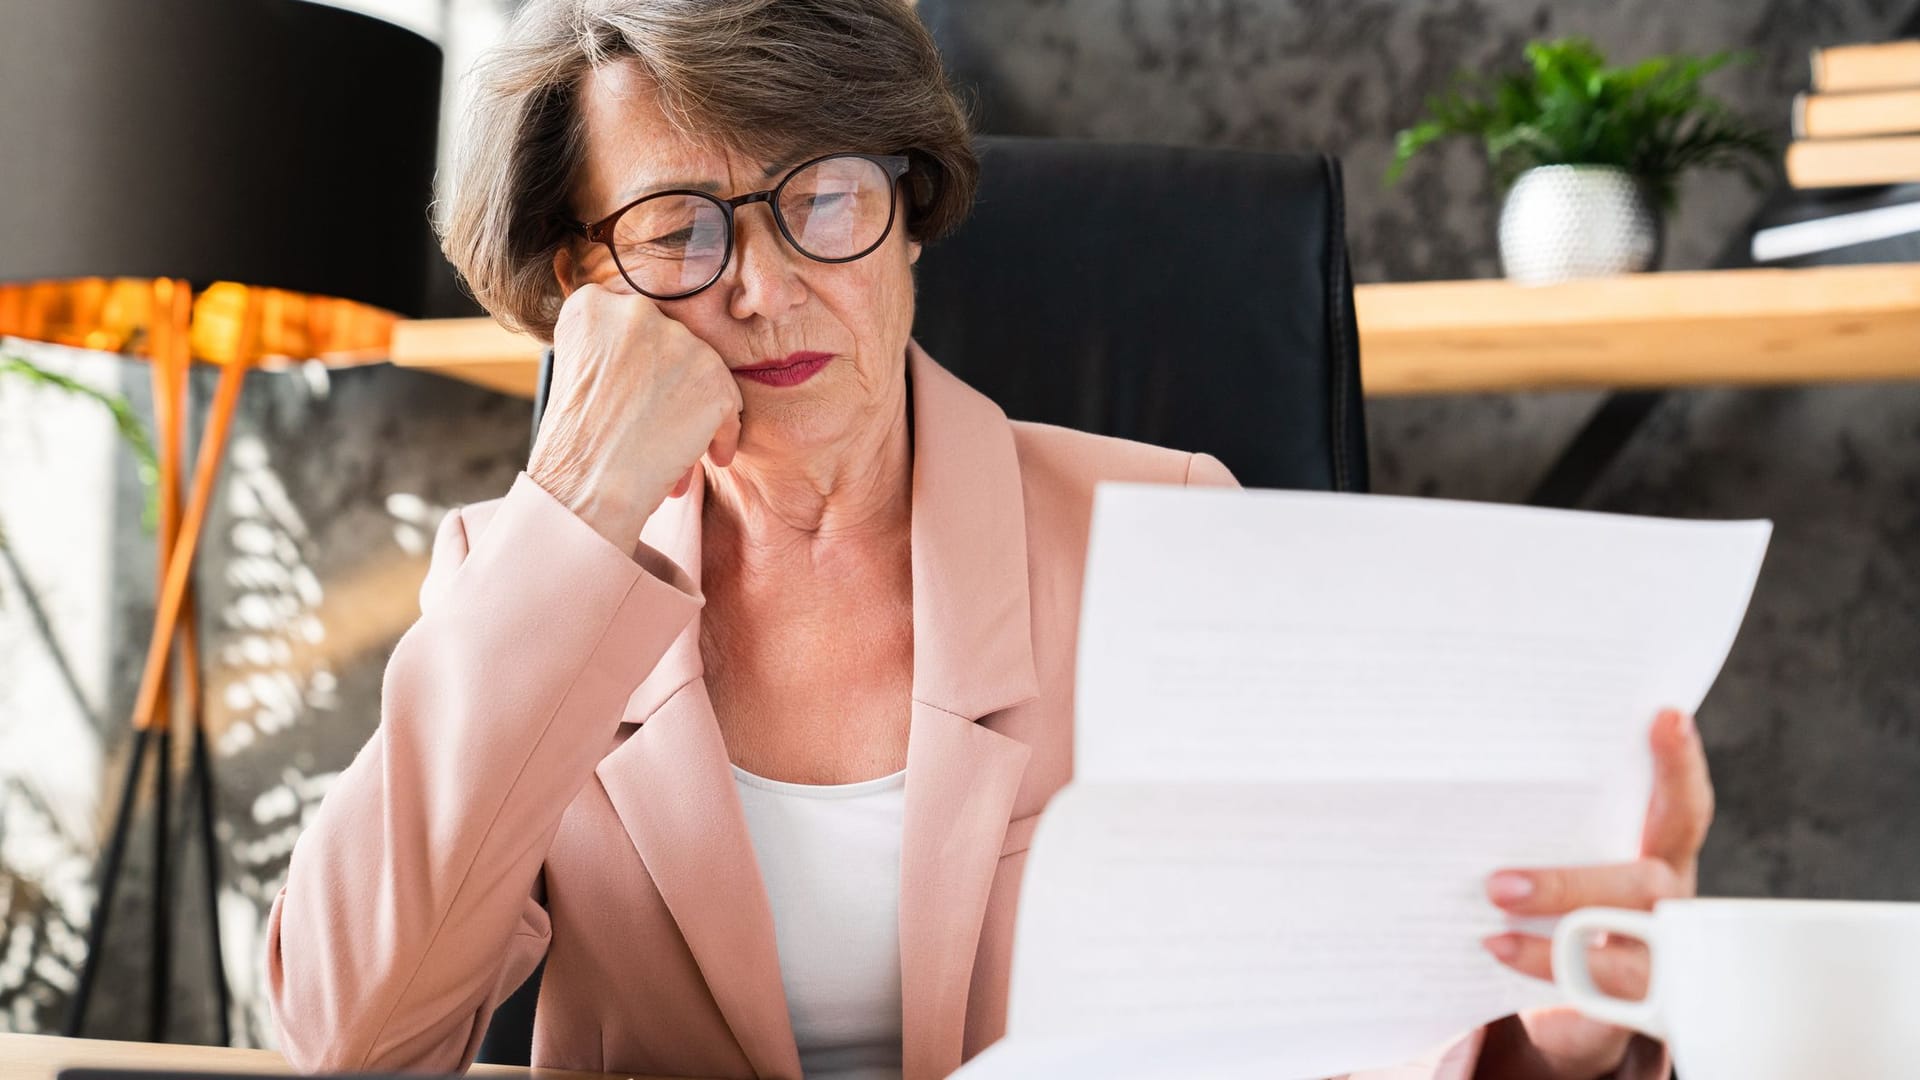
[
  {"left": 1797, "top": 88, "right": 1920, "bottom": 138},
  {"left": 1810, "top": 39, "right": 1920, "bottom": 93},
  {"left": 1786, "top": 135, "right": 1920, "bottom": 187}
]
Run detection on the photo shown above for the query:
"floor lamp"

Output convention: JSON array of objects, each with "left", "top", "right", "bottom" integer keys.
[{"left": 0, "top": 0, "right": 443, "bottom": 1043}]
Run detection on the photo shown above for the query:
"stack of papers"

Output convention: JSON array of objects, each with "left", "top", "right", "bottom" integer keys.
[{"left": 959, "top": 486, "right": 1770, "bottom": 1079}]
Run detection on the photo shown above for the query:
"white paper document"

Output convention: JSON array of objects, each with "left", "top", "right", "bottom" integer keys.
[{"left": 958, "top": 485, "right": 1771, "bottom": 1080}]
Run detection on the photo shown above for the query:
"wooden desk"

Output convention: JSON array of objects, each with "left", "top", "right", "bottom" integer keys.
[
  {"left": 0, "top": 1033, "right": 674, "bottom": 1080},
  {"left": 387, "top": 264, "right": 1920, "bottom": 398}
]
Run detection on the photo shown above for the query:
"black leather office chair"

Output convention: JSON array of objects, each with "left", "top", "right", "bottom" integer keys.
[{"left": 486, "top": 134, "right": 1367, "bottom": 1067}]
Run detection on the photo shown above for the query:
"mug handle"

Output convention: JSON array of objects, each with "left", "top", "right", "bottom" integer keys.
[{"left": 1551, "top": 907, "right": 1664, "bottom": 1038}]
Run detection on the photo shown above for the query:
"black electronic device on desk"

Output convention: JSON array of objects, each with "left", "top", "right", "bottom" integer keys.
[{"left": 58, "top": 1060, "right": 447, "bottom": 1068}]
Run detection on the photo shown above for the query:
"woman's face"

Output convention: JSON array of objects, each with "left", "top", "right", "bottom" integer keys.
[{"left": 555, "top": 60, "right": 921, "bottom": 464}]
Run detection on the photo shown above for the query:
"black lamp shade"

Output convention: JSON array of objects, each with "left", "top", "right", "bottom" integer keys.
[{"left": 0, "top": 0, "right": 443, "bottom": 318}]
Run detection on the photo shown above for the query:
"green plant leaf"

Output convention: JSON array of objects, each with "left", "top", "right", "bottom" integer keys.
[{"left": 1383, "top": 35, "right": 1774, "bottom": 196}]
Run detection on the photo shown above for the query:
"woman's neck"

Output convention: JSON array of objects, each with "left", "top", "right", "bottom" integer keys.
[{"left": 700, "top": 393, "right": 913, "bottom": 581}]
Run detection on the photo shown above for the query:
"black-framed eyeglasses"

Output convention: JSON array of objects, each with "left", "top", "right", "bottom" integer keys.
[{"left": 569, "top": 151, "right": 912, "bottom": 301}]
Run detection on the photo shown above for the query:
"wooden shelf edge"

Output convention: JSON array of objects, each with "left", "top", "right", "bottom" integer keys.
[{"left": 389, "top": 265, "right": 1920, "bottom": 399}]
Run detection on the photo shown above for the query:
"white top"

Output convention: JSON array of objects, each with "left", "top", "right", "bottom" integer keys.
[{"left": 732, "top": 763, "right": 908, "bottom": 1080}]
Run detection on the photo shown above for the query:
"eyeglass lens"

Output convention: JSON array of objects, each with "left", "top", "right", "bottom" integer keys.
[{"left": 609, "top": 155, "right": 897, "bottom": 298}]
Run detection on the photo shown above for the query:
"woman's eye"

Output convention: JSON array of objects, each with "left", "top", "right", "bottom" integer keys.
[{"left": 643, "top": 227, "right": 695, "bottom": 248}]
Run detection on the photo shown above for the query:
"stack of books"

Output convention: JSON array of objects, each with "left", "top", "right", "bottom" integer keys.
[
  {"left": 1787, "top": 40, "right": 1920, "bottom": 187},
  {"left": 1754, "top": 39, "right": 1920, "bottom": 265}
]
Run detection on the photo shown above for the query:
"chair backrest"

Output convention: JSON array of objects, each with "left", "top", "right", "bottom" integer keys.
[
  {"left": 911, "top": 135, "right": 1367, "bottom": 491},
  {"left": 532, "top": 136, "right": 1367, "bottom": 492}
]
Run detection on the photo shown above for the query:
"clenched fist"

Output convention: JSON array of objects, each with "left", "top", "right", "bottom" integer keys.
[{"left": 529, "top": 281, "right": 743, "bottom": 548}]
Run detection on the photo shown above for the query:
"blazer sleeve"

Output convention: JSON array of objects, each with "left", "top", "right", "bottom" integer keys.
[{"left": 265, "top": 472, "right": 702, "bottom": 1073}]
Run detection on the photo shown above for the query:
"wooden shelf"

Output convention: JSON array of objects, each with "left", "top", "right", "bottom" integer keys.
[
  {"left": 390, "top": 314, "right": 544, "bottom": 398},
  {"left": 388, "top": 263, "right": 1920, "bottom": 398},
  {"left": 1355, "top": 263, "right": 1920, "bottom": 395}
]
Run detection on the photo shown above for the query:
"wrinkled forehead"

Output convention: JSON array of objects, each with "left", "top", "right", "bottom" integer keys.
[{"left": 572, "top": 59, "right": 802, "bottom": 218}]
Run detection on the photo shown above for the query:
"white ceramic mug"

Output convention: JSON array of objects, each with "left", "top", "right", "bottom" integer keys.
[{"left": 1553, "top": 898, "right": 1920, "bottom": 1080}]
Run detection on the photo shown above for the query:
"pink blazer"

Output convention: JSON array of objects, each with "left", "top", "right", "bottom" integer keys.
[{"left": 265, "top": 344, "right": 1655, "bottom": 1079}]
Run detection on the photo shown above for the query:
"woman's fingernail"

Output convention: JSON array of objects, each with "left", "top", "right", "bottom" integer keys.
[
  {"left": 1487, "top": 872, "right": 1535, "bottom": 904},
  {"left": 1483, "top": 934, "right": 1519, "bottom": 961}
]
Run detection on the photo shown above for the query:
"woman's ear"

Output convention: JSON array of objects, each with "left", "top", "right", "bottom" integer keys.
[
  {"left": 553, "top": 246, "right": 581, "bottom": 298},
  {"left": 907, "top": 238, "right": 923, "bottom": 266}
]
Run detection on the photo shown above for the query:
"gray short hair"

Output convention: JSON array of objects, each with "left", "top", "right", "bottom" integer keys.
[{"left": 436, "top": 0, "right": 978, "bottom": 342}]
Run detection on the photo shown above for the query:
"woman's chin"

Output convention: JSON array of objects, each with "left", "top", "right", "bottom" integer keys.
[
  {"left": 732, "top": 361, "right": 896, "bottom": 463},
  {"left": 734, "top": 406, "right": 857, "bottom": 464}
]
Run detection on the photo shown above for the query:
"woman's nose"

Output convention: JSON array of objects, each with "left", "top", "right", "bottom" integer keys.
[{"left": 726, "top": 207, "right": 805, "bottom": 320}]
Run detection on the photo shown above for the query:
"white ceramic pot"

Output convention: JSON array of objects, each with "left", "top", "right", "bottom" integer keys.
[{"left": 1497, "top": 165, "right": 1663, "bottom": 284}]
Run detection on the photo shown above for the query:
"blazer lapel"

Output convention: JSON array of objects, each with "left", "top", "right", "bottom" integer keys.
[
  {"left": 593, "top": 481, "right": 802, "bottom": 1080},
  {"left": 898, "top": 343, "right": 1041, "bottom": 1080}
]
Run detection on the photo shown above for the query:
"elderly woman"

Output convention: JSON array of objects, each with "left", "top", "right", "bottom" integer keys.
[{"left": 265, "top": 3, "right": 1712, "bottom": 1079}]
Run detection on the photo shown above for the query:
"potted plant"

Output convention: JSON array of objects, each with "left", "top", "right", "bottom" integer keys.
[{"left": 1388, "top": 37, "right": 1775, "bottom": 284}]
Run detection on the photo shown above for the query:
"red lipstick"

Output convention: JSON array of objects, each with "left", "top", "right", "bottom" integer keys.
[{"left": 734, "top": 351, "right": 833, "bottom": 387}]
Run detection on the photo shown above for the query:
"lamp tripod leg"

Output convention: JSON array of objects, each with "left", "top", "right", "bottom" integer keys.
[
  {"left": 128, "top": 338, "right": 248, "bottom": 753},
  {"left": 169, "top": 579, "right": 230, "bottom": 1044},
  {"left": 185, "top": 704, "right": 231, "bottom": 1046},
  {"left": 62, "top": 727, "right": 155, "bottom": 1037},
  {"left": 124, "top": 304, "right": 249, "bottom": 1045},
  {"left": 156, "top": 291, "right": 251, "bottom": 1046},
  {"left": 150, "top": 721, "right": 172, "bottom": 1044}
]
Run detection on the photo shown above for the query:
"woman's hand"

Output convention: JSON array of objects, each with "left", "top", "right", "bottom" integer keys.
[
  {"left": 1480, "top": 708, "right": 1713, "bottom": 1078},
  {"left": 529, "top": 281, "right": 744, "bottom": 548}
]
